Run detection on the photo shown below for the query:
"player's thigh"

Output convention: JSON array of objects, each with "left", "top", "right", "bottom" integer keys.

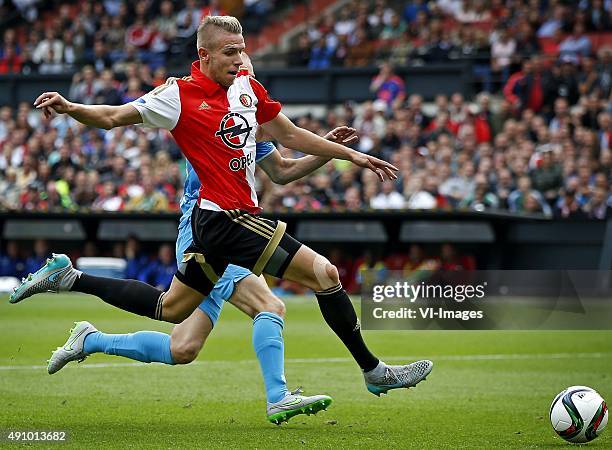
[
  {"left": 161, "top": 275, "right": 209, "bottom": 323},
  {"left": 228, "top": 273, "right": 285, "bottom": 319},
  {"left": 170, "top": 308, "right": 213, "bottom": 364},
  {"left": 282, "top": 245, "right": 339, "bottom": 292}
]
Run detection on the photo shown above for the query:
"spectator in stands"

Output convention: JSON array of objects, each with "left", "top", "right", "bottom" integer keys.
[
  {"left": 508, "top": 175, "right": 552, "bottom": 215},
  {"left": 403, "top": 0, "right": 429, "bottom": 24},
  {"left": 343, "top": 186, "right": 364, "bottom": 210},
  {"left": 335, "top": 9, "right": 357, "bottom": 38},
  {"left": 537, "top": 4, "right": 567, "bottom": 38},
  {"left": 370, "top": 180, "right": 405, "bottom": 209},
  {"left": 578, "top": 56, "right": 605, "bottom": 97},
  {"left": 92, "top": 181, "right": 124, "bottom": 211},
  {"left": 32, "top": 28, "right": 63, "bottom": 66},
  {"left": 455, "top": 0, "right": 491, "bottom": 23},
  {"left": 460, "top": 174, "right": 499, "bottom": 210},
  {"left": 201, "top": 0, "right": 227, "bottom": 17},
  {"left": 86, "top": 40, "right": 113, "bottom": 72},
  {"left": 125, "top": 177, "right": 169, "bottom": 212},
  {"left": 370, "top": 63, "right": 406, "bottom": 110},
  {"left": 71, "top": 170, "right": 96, "bottom": 207},
  {"left": 176, "top": 0, "right": 202, "bottom": 39},
  {"left": 308, "top": 36, "right": 334, "bottom": 69},
  {"left": 0, "top": 240, "right": 26, "bottom": 278},
  {"left": 546, "top": 58, "right": 581, "bottom": 107},
  {"left": 24, "top": 239, "right": 50, "bottom": 276},
  {"left": 504, "top": 57, "right": 546, "bottom": 114},
  {"left": 156, "top": 1, "right": 178, "bottom": 46},
  {"left": 0, "top": 168, "right": 20, "bottom": 210},
  {"left": 559, "top": 23, "right": 593, "bottom": 59},
  {"left": 585, "top": 0, "right": 611, "bottom": 31},
  {"left": 0, "top": 45, "right": 22, "bottom": 74},
  {"left": 554, "top": 188, "right": 588, "bottom": 218},
  {"left": 95, "top": 69, "right": 122, "bottom": 105},
  {"left": 288, "top": 34, "right": 311, "bottom": 67},
  {"left": 584, "top": 186, "right": 612, "bottom": 219},
  {"left": 381, "top": 12, "right": 406, "bottom": 41},
  {"left": 345, "top": 28, "right": 375, "bottom": 67},
  {"left": 124, "top": 235, "right": 149, "bottom": 280},
  {"left": 354, "top": 250, "right": 388, "bottom": 290},
  {"left": 439, "top": 243, "right": 476, "bottom": 271},
  {"left": 69, "top": 66, "right": 103, "bottom": 105},
  {"left": 138, "top": 244, "right": 176, "bottom": 290},
  {"left": 530, "top": 148, "right": 564, "bottom": 201},
  {"left": 491, "top": 26, "right": 516, "bottom": 83},
  {"left": 440, "top": 161, "right": 476, "bottom": 207},
  {"left": 407, "top": 175, "right": 450, "bottom": 209}
]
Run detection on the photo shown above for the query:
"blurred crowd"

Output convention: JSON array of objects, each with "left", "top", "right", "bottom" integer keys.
[
  {"left": 0, "top": 237, "right": 177, "bottom": 290},
  {"left": 0, "top": 57, "right": 611, "bottom": 217},
  {"left": 0, "top": 0, "right": 275, "bottom": 75},
  {"left": 260, "top": 67, "right": 611, "bottom": 218},
  {"left": 0, "top": 237, "right": 474, "bottom": 293},
  {"left": 291, "top": 0, "right": 611, "bottom": 78},
  {"left": 0, "top": 1, "right": 610, "bottom": 217}
]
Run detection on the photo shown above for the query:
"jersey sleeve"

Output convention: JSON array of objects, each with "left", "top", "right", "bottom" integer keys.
[
  {"left": 255, "top": 141, "right": 276, "bottom": 163},
  {"left": 249, "top": 78, "right": 282, "bottom": 125},
  {"left": 131, "top": 78, "right": 181, "bottom": 130}
]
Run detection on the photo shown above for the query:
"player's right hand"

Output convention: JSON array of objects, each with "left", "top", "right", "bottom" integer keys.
[
  {"left": 33, "top": 92, "right": 72, "bottom": 119},
  {"left": 350, "top": 152, "right": 398, "bottom": 182}
]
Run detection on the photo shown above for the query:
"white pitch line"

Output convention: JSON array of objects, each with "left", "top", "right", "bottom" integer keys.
[{"left": 0, "top": 352, "right": 609, "bottom": 372}]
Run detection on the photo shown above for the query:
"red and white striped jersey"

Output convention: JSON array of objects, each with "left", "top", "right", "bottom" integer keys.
[{"left": 132, "top": 61, "right": 281, "bottom": 214}]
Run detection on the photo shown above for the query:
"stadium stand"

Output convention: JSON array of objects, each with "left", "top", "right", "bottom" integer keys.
[{"left": 0, "top": 0, "right": 610, "bottom": 280}]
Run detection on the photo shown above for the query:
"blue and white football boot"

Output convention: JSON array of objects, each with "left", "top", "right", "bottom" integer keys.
[{"left": 9, "top": 253, "right": 79, "bottom": 304}]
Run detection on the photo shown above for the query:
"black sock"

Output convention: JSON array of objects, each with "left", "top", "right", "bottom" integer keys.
[
  {"left": 316, "top": 284, "right": 379, "bottom": 372},
  {"left": 71, "top": 273, "right": 164, "bottom": 320}
]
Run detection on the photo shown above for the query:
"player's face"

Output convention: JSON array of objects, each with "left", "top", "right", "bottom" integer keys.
[{"left": 209, "top": 32, "right": 246, "bottom": 87}]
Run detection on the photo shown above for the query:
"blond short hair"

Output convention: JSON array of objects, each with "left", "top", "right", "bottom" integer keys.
[{"left": 197, "top": 16, "right": 243, "bottom": 49}]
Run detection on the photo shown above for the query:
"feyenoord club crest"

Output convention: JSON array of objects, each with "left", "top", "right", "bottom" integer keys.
[
  {"left": 239, "top": 93, "right": 252, "bottom": 107},
  {"left": 215, "top": 112, "right": 253, "bottom": 150}
]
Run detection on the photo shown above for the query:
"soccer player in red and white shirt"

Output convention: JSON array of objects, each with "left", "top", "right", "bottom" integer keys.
[{"left": 32, "top": 16, "right": 432, "bottom": 400}]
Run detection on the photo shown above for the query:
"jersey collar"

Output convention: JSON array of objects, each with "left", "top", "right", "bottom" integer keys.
[{"left": 190, "top": 60, "right": 224, "bottom": 95}]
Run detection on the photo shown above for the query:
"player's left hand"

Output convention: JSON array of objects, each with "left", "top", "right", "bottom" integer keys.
[
  {"left": 350, "top": 152, "right": 398, "bottom": 182},
  {"left": 324, "top": 126, "right": 359, "bottom": 145}
]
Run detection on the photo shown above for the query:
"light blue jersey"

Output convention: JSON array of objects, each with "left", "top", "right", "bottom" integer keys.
[{"left": 176, "top": 141, "right": 276, "bottom": 325}]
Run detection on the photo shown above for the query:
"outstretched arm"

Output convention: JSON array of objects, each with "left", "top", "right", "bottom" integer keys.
[
  {"left": 258, "top": 126, "right": 358, "bottom": 185},
  {"left": 34, "top": 92, "right": 142, "bottom": 130},
  {"left": 261, "top": 112, "right": 397, "bottom": 181}
]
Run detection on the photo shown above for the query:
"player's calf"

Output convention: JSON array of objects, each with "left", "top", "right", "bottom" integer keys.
[{"left": 169, "top": 309, "right": 213, "bottom": 364}]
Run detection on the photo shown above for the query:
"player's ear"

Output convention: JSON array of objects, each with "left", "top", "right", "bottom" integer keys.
[{"left": 198, "top": 47, "right": 210, "bottom": 63}]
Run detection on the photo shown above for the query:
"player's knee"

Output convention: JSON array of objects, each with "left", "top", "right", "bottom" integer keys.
[
  {"left": 325, "top": 263, "right": 340, "bottom": 287},
  {"left": 171, "top": 339, "right": 201, "bottom": 364},
  {"left": 258, "top": 294, "right": 285, "bottom": 318},
  {"left": 312, "top": 255, "right": 340, "bottom": 291}
]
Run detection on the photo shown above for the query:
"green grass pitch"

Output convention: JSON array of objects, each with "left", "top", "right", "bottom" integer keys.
[{"left": 1, "top": 294, "right": 610, "bottom": 449}]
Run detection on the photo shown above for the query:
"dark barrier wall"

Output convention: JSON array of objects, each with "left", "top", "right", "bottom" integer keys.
[
  {"left": 0, "top": 65, "right": 472, "bottom": 108},
  {"left": 1, "top": 212, "right": 610, "bottom": 270}
]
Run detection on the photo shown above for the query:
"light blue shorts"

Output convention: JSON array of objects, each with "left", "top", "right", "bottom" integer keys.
[{"left": 176, "top": 222, "right": 252, "bottom": 326}]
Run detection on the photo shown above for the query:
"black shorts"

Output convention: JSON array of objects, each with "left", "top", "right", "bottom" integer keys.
[{"left": 179, "top": 207, "right": 302, "bottom": 293}]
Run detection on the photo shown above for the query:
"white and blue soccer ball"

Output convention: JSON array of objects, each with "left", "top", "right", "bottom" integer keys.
[{"left": 550, "top": 385, "right": 608, "bottom": 443}]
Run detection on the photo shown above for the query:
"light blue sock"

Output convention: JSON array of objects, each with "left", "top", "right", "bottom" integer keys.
[
  {"left": 83, "top": 331, "right": 175, "bottom": 365},
  {"left": 253, "top": 312, "right": 288, "bottom": 403}
]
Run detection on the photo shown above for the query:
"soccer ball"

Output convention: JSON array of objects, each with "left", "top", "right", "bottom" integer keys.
[{"left": 550, "top": 385, "right": 608, "bottom": 443}]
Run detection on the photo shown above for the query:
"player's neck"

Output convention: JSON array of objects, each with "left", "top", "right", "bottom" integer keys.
[{"left": 198, "top": 62, "right": 228, "bottom": 89}]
